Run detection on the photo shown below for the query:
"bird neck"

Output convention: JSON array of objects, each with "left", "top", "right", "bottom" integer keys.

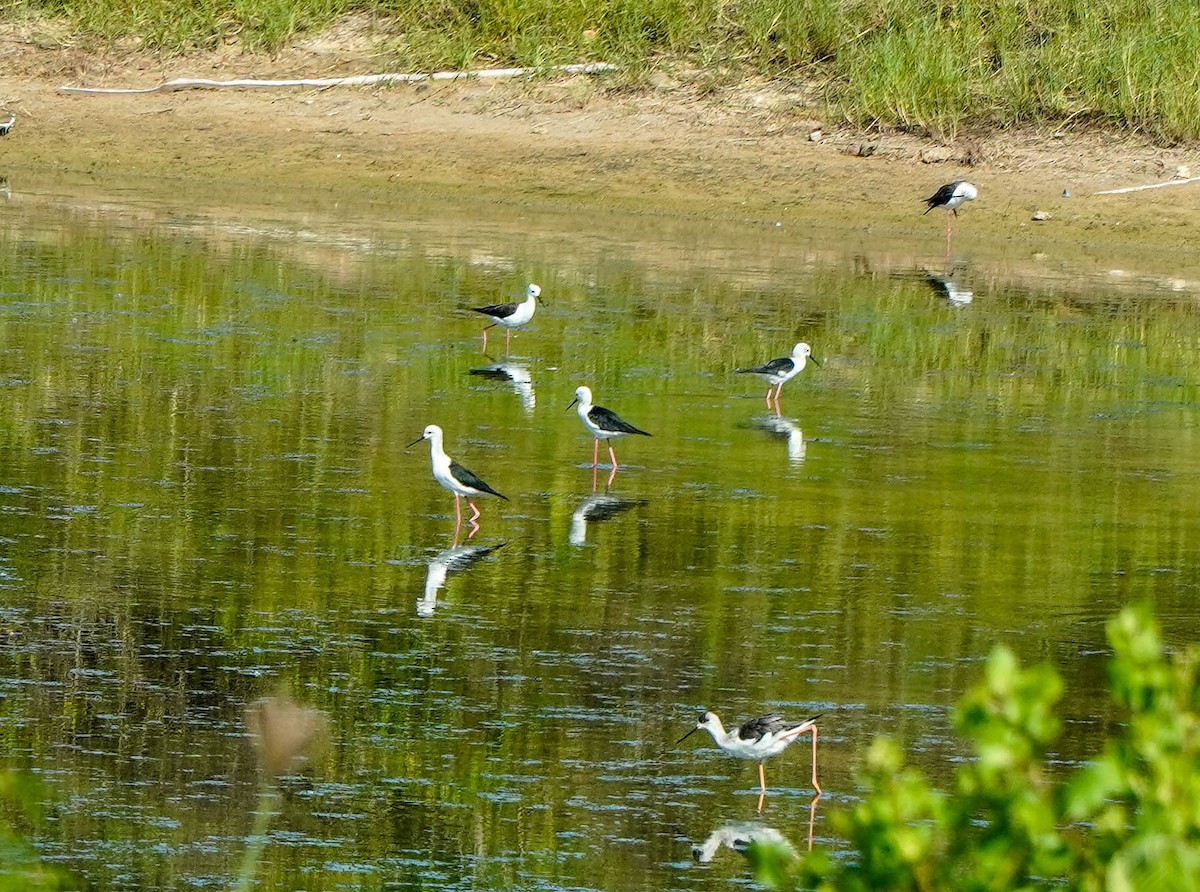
[
  {"left": 427, "top": 435, "right": 449, "bottom": 467},
  {"left": 704, "top": 719, "right": 727, "bottom": 741}
]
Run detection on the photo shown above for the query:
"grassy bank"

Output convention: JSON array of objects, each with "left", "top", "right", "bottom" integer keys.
[{"left": 12, "top": 0, "right": 1200, "bottom": 142}]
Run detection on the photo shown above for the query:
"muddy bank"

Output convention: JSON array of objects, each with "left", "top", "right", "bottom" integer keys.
[{"left": 2, "top": 36, "right": 1200, "bottom": 282}]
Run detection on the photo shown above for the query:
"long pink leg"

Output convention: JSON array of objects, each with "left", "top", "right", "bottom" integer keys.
[
  {"left": 945, "top": 212, "right": 953, "bottom": 259},
  {"left": 453, "top": 495, "right": 463, "bottom": 542},
  {"left": 809, "top": 725, "right": 821, "bottom": 795},
  {"left": 591, "top": 464, "right": 599, "bottom": 492},
  {"left": 608, "top": 443, "right": 619, "bottom": 470},
  {"left": 764, "top": 388, "right": 772, "bottom": 407},
  {"left": 592, "top": 438, "right": 599, "bottom": 468},
  {"left": 505, "top": 329, "right": 512, "bottom": 355},
  {"left": 756, "top": 762, "right": 768, "bottom": 814},
  {"left": 605, "top": 464, "right": 617, "bottom": 491},
  {"left": 466, "top": 500, "right": 481, "bottom": 540},
  {"left": 481, "top": 324, "right": 495, "bottom": 352}
]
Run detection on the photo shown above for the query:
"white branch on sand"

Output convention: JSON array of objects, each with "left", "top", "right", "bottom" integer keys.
[
  {"left": 1094, "top": 176, "right": 1200, "bottom": 195},
  {"left": 59, "top": 63, "right": 618, "bottom": 95}
]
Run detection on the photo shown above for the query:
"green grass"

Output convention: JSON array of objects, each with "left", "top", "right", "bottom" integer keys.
[{"left": 14, "top": 0, "right": 1200, "bottom": 141}]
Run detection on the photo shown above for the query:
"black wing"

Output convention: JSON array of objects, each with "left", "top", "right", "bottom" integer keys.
[
  {"left": 471, "top": 301, "right": 519, "bottom": 320},
  {"left": 449, "top": 460, "right": 508, "bottom": 500},
  {"left": 923, "top": 181, "right": 959, "bottom": 213},
  {"left": 736, "top": 356, "right": 794, "bottom": 376},
  {"left": 737, "top": 712, "right": 823, "bottom": 741},
  {"left": 590, "top": 405, "right": 651, "bottom": 437},
  {"left": 736, "top": 713, "right": 787, "bottom": 742}
]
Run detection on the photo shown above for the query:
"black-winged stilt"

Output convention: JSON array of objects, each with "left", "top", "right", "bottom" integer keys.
[
  {"left": 407, "top": 424, "right": 507, "bottom": 540},
  {"left": 924, "top": 180, "right": 977, "bottom": 256},
  {"left": 677, "top": 710, "right": 822, "bottom": 811},
  {"left": 470, "top": 283, "right": 541, "bottom": 353},
  {"left": 567, "top": 385, "right": 651, "bottom": 471},
  {"left": 735, "top": 342, "right": 818, "bottom": 412}
]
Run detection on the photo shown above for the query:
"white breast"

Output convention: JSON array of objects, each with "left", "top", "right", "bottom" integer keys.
[{"left": 499, "top": 299, "right": 536, "bottom": 328}]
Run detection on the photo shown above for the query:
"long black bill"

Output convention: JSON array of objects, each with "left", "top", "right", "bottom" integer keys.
[
  {"left": 809, "top": 355, "right": 822, "bottom": 367},
  {"left": 566, "top": 398, "right": 579, "bottom": 412},
  {"left": 405, "top": 435, "right": 425, "bottom": 449},
  {"left": 675, "top": 725, "right": 700, "bottom": 746}
]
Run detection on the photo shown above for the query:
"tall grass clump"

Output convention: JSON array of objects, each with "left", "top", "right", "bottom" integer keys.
[{"left": 11, "top": 0, "right": 1200, "bottom": 141}]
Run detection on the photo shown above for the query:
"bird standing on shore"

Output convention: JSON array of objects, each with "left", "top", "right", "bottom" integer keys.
[
  {"left": 924, "top": 180, "right": 977, "bottom": 256},
  {"left": 408, "top": 424, "right": 507, "bottom": 541},
  {"left": 677, "top": 710, "right": 822, "bottom": 811},
  {"left": 470, "top": 283, "right": 541, "bottom": 354},
  {"left": 568, "top": 385, "right": 651, "bottom": 471},
  {"left": 735, "top": 342, "right": 818, "bottom": 412}
]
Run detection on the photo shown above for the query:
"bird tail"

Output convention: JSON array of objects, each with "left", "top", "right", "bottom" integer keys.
[
  {"left": 788, "top": 713, "right": 824, "bottom": 732},
  {"left": 477, "top": 482, "right": 509, "bottom": 501}
]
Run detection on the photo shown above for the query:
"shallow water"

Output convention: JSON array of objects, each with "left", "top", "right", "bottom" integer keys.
[{"left": 1, "top": 181, "right": 1198, "bottom": 889}]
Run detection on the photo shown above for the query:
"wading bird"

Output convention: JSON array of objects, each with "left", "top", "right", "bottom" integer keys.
[
  {"left": 567, "top": 385, "right": 651, "bottom": 471},
  {"left": 924, "top": 180, "right": 978, "bottom": 256},
  {"left": 408, "top": 424, "right": 507, "bottom": 541},
  {"left": 735, "top": 342, "right": 818, "bottom": 412},
  {"left": 677, "top": 710, "right": 822, "bottom": 811},
  {"left": 470, "top": 283, "right": 541, "bottom": 354}
]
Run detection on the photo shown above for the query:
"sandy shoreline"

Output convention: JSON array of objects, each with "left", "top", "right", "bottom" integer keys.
[{"left": 3, "top": 35, "right": 1200, "bottom": 283}]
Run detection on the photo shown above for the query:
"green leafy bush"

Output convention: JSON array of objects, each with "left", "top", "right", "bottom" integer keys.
[{"left": 749, "top": 604, "right": 1200, "bottom": 891}]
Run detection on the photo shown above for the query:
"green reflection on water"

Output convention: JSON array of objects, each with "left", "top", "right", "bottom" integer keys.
[{"left": 0, "top": 193, "right": 1198, "bottom": 889}]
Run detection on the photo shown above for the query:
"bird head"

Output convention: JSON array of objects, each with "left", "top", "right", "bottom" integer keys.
[
  {"left": 676, "top": 710, "right": 719, "bottom": 745},
  {"left": 567, "top": 385, "right": 592, "bottom": 412},
  {"left": 406, "top": 424, "right": 441, "bottom": 449},
  {"left": 794, "top": 342, "right": 820, "bottom": 366}
]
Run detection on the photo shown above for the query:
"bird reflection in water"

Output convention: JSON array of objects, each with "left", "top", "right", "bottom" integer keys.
[
  {"left": 755, "top": 415, "right": 806, "bottom": 464},
  {"left": 924, "top": 272, "right": 973, "bottom": 306},
  {"left": 693, "top": 822, "right": 796, "bottom": 865},
  {"left": 418, "top": 542, "right": 505, "bottom": 616},
  {"left": 469, "top": 362, "right": 536, "bottom": 416},
  {"left": 569, "top": 493, "right": 643, "bottom": 546},
  {"left": 692, "top": 801, "right": 819, "bottom": 864}
]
